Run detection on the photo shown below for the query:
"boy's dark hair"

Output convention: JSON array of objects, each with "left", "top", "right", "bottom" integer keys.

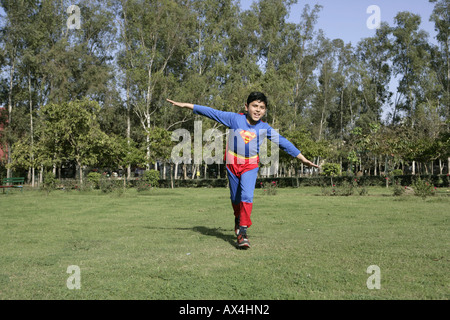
[{"left": 247, "top": 92, "right": 268, "bottom": 107}]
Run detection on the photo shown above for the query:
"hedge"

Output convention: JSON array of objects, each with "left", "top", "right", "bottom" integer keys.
[
  {"left": 156, "top": 174, "right": 450, "bottom": 188},
  {"left": 45, "top": 174, "right": 450, "bottom": 190}
]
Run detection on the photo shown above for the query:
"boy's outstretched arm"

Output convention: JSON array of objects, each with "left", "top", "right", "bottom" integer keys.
[
  {"left": 297, "top": 153, "right": 320, "bottom": 169},
  {"left": 166, "top": 98, "right": 234, "bottom": 127},
  {"left": 166, "top": 99, "right": 194, "bottom": 110}
]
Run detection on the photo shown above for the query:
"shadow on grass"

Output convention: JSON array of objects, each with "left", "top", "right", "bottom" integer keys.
[
  {"left": 143, "top": 225, "right": 237, "bottom": 248},
  {"left": 192, "top": 226, "right": 237, "bottom": 248}
]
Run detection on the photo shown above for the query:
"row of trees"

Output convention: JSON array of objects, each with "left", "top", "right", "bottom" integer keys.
[{"left": 0, "top": 0, "right": 449, "bottom": 185}]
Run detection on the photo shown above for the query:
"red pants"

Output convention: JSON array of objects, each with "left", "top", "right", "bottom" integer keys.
[{"left": 226, "top": 151, "right": 259, "bottom": 227}]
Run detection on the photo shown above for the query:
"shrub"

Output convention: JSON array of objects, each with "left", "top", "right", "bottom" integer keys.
[
  {"left": 142, "top": 170, "right": 160, "bottom": 187},
  {"left": 321, "top": 178, "right": 368, "bottom": 196},
  {"left": 392, "top": 180, "right": 406, "bottom": 196},
  {"left": 261, "top": 181, "right": 278, "bottom": 196},
  {"left": 42, "top": 171, "right": 56, "bottom": 194},
  {"left": 412, "top": 177, "right": 436, "bottom": 199},
  {"left": 61, "top": 179, "right": 77, "bottom": 192},
  {"left": 357, "top": 180, "right": 369, "bottom": 196},
  {"left": 336, "top": 180, "right": 355, "bottom": 196},
  {"left": 87, "top": 172, "right": 102, "bottom": 189},
  {"left": 136, "top": 178, "right": 151, "bottom": 192},
  {"left": 320, "top": 163, "right": 341, "bottom": 177},
  {"left": 136, "top": 170, "right": 160, "bottom": 192},
  {"left": 99, "top": 178, "right": 123, "bottom": 194},
  {"left": 135, "top": 170, "right": 160, "bottom": 192}
]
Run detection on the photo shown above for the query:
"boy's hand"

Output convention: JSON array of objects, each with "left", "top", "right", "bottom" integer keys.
[
  {"left": 297, "top": 153, "right": 320, "bottom": 169},
  {"left": 303, "top": 159, "right": 320, "bottom": 169},
  {"left": 166, "top": 99, "right": 194, "bottom": 110}
]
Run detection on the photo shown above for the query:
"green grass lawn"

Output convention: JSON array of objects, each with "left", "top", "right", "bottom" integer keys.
[{"left": 0, "top": 187, "right": 448, "bottom": 300}]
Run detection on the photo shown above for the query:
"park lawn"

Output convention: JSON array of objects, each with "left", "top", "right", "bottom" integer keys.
[{"left": 0, "top": 187, "right": 448, "bottom": 300}]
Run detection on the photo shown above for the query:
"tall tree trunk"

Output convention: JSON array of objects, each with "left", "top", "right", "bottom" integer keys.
[
  {"left": 163, "top": 162, "right": 167, "bottom": 180},
  {"left": 146, "top": 64, "right": 152, "bottom": 170},
  {"left": 447, "top": 36, "right": 449, "bottom": 121},
  {"left": 319, "top": 100, "right": 326, "bottom": 141},
  {"left": 28, "top": 70, "right": 35, "bottom": 187},
  {"left": 6, "top": 50, "right": 16, "bottom": 179},
  {"left": 374, "top": 157, "right": 378, "bottom": 176},
  {"left": 170, "top": 164, "right": 174, "bottom": 188},
  {"left": 191, "top": 164, "right": 197, "bottom": 179},
  {"left": 340, "top": 89, "right": 344, "bottom": 140},
  {"left": 126, "top": 78, "right": 131, "bottom": 180},
  {"left": 174, "top": 163, "right": 178, "bottom": 180}
]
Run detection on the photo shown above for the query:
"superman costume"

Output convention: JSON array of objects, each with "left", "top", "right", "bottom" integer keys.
[{"left": 193, "top": 104, "right": 301, "bottom": 229}]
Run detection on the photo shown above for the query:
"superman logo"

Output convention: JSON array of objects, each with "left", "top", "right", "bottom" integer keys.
[{"left": 239, "top": 130, "right": 257, "bottom": 144}]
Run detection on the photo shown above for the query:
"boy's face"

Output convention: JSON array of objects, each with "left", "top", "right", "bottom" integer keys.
[{"left": 245, "top": 100, "right": 266, "bottom": 124}]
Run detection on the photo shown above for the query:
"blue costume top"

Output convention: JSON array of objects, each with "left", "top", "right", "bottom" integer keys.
[{"left": 193, "top": 105, "right": 301, "bottom": 160}]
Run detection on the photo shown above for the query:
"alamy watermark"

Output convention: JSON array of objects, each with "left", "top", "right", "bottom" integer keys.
[
  {"left": 67, "top": 5, "right": 81, "bottom": 30},
  {"left": 66, "top": 265, "right": 81, "bottom": 290},
  {"left": 366, "top": 5, "right": 381, "bottom": 30},
  {"left": 366, "top": 265, "right": 381, "bottom": 290},
  {"left": 170, "top": 121, "right": 280, "bottom": 174}
]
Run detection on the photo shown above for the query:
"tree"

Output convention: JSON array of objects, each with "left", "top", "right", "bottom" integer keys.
[
  {"left": 39, "top": 99, "right": 113, "bottom": 184},
  {"left": 16, "top": 0, "right": 45, "bottom": 186},
  {"left": 223, "top": 2, "right": 261, "bottom": 102},
  {"left": 328, "top": 39, "right": 355, "bottom": 140},
  {"left": 391, "top": 11, "right": 431, "bottom": 125},
  {"left": 253, "top": 0, "right": 298, "bottom": 128},
  {"left": 119, "top": 0, "right": 195, "bottom": 170},
  {"left": 356, "top": 23, "right": 393, "bottom": 128},
  {"left": 289, "top": 4, "right": 322, "bottom": 131},
  {"left": 311, "top": 33, "right": 337, "bottom": 141},
  {"left": 0, "top": 0, "right": 38, "bottom": 178},
  {"left": 429, "top": 0, "right": 450, "bottom": 173},
  {"left": 429, "top": 0, "right": 450, "bottom": 122}
]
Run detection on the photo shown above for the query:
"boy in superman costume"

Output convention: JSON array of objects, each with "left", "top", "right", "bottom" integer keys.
[{"left": 167, "top": 92, "right": 319, "bottom": 248}]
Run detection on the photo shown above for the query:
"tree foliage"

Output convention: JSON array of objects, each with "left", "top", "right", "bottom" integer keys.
[{"left": 1, "top": 0, "right": 449, "bottom": 180}]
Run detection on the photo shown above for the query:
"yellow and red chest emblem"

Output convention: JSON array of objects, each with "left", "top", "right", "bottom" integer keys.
[{"left": 239, "top": 130, "right": 257, "bottom": 144}]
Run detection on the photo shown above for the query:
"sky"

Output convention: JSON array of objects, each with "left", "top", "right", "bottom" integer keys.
[
  {"left": 239, "top": 0, "right": 439, "bottom": 119},
  {"left": 240, "top": 0, "right": 438, "bottom": 46}
]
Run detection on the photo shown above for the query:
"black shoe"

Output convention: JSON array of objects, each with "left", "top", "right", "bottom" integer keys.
[{"left": 237, "top": 233, "right": 250, "bottom": 248}]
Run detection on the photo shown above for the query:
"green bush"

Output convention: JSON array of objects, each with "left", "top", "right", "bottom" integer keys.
[
  {"left": 136, "top": 170, "right": 160, "bottom": 192},
  {"left": 87, "top": 172, "right": 102, "bottom": 189},
  {"left": 321, "top": 178, "right": 369, "bottom": 196},
  {"left": 61, "top": 179, "right": 77, "bottom": 192},
  {"left": 391, "top": 169, "right": 403, "bottom": 176},
  {"left": 136, "top": 179, "right": 151, "bottom": 192},
  {"left": 99, "top": 178, "right": 123, "bottom": 194},
  {"left": 357, "top": 182, "right": 369, "bottom": 196},
  {"left": 142, "top": 170, "right": 160, "bottom": 187},
  {"left": 412, "top": 177, "right": 436, "bottom": 199},
  {"left": 42, "top": 171, "right": 56, "bottom": 194},
  {"left": 335, "top": 180, "right": 355, "bottom": 196},
  {"left": 260, "top": 181, "right": 278, "bottom": 196},
  {"left": 392, "top": 180, "right": 406, "bottom": 196},
  {"left": 320, "top": 163, "right": 341, "bottom": 177}
]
